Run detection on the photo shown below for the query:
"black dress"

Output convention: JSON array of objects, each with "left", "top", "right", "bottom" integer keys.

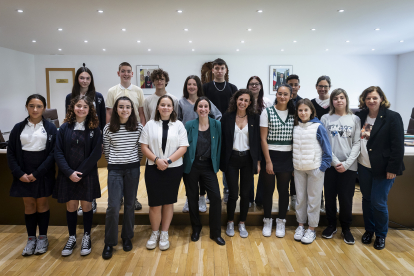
[{"left": 53, "top": 130, "right": 101, "bottom": 203}]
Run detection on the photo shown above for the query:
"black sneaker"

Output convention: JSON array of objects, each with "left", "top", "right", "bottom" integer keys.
[
  {"left": 322, "top": 225, "right": 337, "bottom": 239},
  {"left": 134, "top": 198, "right": 142, "bottom": 210},
  {"left": 61, "top": 235, "right": 76, "bottom": 256},
  {"left": 342, "top": 229, "right": 355, "bottom": 245},
  {"left": 80, "top": 232, "right": 92, "bottom": 256}
]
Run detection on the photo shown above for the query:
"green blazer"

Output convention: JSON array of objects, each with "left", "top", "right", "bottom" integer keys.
[{"left": 183, "top": 117, "right": 221, "bottom": 174}]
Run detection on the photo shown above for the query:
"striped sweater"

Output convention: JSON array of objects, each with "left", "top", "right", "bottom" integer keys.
[{"left": 103, "top": 123, "right": 143, "bottom": 170}]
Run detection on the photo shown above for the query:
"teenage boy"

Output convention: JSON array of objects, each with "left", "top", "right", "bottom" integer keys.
[
  {"left": 106, "top": 62, "right": 146, "bottom": 210},
  {"left": 203, "top": 58, "right": 238, "bottom": 202},
  {"left": 143, "top": 68, "right": 178, "bottom": 121}
]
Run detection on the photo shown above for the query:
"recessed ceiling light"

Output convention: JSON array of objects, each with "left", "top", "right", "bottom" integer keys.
[
  {"left": 346, "top": 40, "right": 350, "bottom": 43},
  {"left": 281, "top": 49, "right": 284, "bottom": 51},
  {"left": 184, "top": 28, "right": 188, "bottom": 31},
  {"left": 137, "top": 40, "right": 141, "bottom": 43},
  {"left": 375, "top": 28, "right": 380, "bottom": 31},
  {"left": 17, "top": 9, "right": 23, "bottom": 13},
  {"left": 84, "top": 40, "right": 88, "bottom": 43},
  {"left": 58, "top": 28, "right": 63, "bottom": 31},
  {"left": 326, "top": 49, "right": 329, "bottom": 51},
  {"left": 148, "top": 49, "right": 151, "bottom": 51},
  {"left": 32, "top": 40, "right": 36, "bottom": 43},
  {"left": 192, "top": 49, "right": 195, "bottom": 51},
  {"left": 311, "top": 28, "right": 316, "bottom": 31},
  {"left": 241, "top": 40, "right": 244, "bottom": 43},
  {"left": 372, "top": 49, "right": 375, "bottom": 51},
  {"left": 121, "top": 28, "right": 126, "bottom": 31},
  {"left": 103, "top": 49, "right": 106, "bottom": 51},
  {"left": 177, "top": 10, "right": 183, "bottom": 13},
  {"left": 247, "top": 28, "right": 252, "bottom": 31},
  {"left": 338, "top": 9, "right": 345, "bottom": 12},
  {"left": 293, "top": 40, "right": 297, "bottom": 43},
  {"left": 236, "top": 49, "right": 240, "bottom": 51},
  {"left": 257, "top": 10, "right": 263, "bottom": 13},
  {"left": 400, "top": 40, "right": 404, "bottom": 42},
  {"left": 58, "top": 49, "right": 62, "bottom": 51},
  {"left": 97, "top": 10, "right": 103, "bottom": 13},
  {"left": 189, "top": 40, "right": 192, "bottom": 43}
]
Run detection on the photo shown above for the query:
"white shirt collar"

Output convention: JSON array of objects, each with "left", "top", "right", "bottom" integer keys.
[
  {"left": 74, "top": 120, "right": 86, "bottom": 130},
  {"left": 27, "top": 119, "right": 44, "bottom": 128},
  {"left": 119, "top": 83, "right": 133, "bottom": 91}
]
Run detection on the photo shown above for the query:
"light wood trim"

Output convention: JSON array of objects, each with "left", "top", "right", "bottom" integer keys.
[{"left": 45, "top": 68, "right": 76, "bottom": 108}]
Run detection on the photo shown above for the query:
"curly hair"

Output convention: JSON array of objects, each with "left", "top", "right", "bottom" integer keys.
[
  {"left": 150, "top": 68, "right": 170, "bottom": 87},
  {"left": 227, "top": 89, "right": 257, "bottom": 115},
  {"left": 64, "top": 95, "right": 99, "bottom": 129},
  {"left": 358, "top": 86, "right": 391, "bottom": 109}
]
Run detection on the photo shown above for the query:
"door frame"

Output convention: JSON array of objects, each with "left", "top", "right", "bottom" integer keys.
[{"left": 45, "top": 68, "right": 76, "bottom": 108}]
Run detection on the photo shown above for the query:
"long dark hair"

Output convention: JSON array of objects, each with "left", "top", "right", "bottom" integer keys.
[
  {"left": 154, "top": 95, "right": 177, "bottom": 122},
  {"left": 294, "top": 98, "right": 317, "bottom": 126},
  {"left": 109, "top": 96, "right": 138, "bottom": 132},
  {"left": 274, "top": 84, "right": 295, "bottom": 115},
  {"left": 246, "top": 76, "right": 265, "bottom": 113},
  {"left": 183, "top": 75, "right": 204, "bottom": 98},
  {"left": 64, "top": 95, "right": 99, "bottom": 129},
  {"left": 71, "top": 63, "right": 96, "bottom": 100},
  {"left": 227, "top": 89, "right": 256, "bottom": 115},
  {"left": 25, "top": 94, "right": 47, "bottom": 125}
]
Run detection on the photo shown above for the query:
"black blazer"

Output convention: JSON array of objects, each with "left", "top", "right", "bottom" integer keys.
[
  {"left": 355, "top": 107, "right": 405, "bottom": 179},
  {"left": 220, "top": 112, "right": 261, "bottom": 174}
]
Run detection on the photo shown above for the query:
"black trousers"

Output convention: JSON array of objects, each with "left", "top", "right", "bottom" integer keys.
[
  {"left": 324, "top": 166, "right": 357, "bottom": 230},
  {"left": 261, "top": 170, "right": 291, "bottom": 219},
  {"left": 290, "top": 174, "right": 296, "bottom": 196},
  {"left": 225, "top": 152, "right": 254, "bottom": 222},
  {"left": 183, "top": 159, "right": 221, "bottom": 237}
]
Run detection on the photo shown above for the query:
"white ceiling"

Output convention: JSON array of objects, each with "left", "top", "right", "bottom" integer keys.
[{"left": 1, "top": 0, "right": 413, "bottom": 56}]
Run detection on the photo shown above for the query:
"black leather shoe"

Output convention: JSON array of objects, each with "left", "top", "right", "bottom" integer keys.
[
  {"left": 191, "top": 231, "right": 201, "bottom": 242},
  {"left": 122, "top": 238, "right": 133, "bottom": 252},
  {"left": 210, "top": 235, "right": 225, "bottom": 246},
  {"left": 361, "top": 231, "right": 374, "bottom": 244},
  {"left": 374, "top": 237, "right": 385, "bottom": 250},
  {"left": 102, "top": 245, "right": 113, "bottom": 259}
]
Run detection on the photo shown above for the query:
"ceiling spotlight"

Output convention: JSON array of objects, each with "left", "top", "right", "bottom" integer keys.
[
  {"left": 97, "top": 10, "right": 103, "bottom": 13},
  {"left": 338, "top": 9, "right": 345, "bottom": 12},
  {"left": 177, "top": 10, "right": 183, "bottom": 13},
  {"left": 375, "top": 28, "right": 380, "bottom": 31},
  {"left": 122, "top": 28, "right": 126, "bottom": 31},
  {"left": 281, "top": 49, "right": 284, "bottom": 51},
  {"left": 103, "top": 49, "right": 106, "bottom": 51},
  {"left": 184, "top": 28, "right": 188, "bottom": 31},
  {"left": 17, "top": 9, "right": 23, "bottom": 13},
  {"left": 311, "top": 28, "right": 316, "bottom": 31},
  {"left": 236, "top": 49, "right": 240, "bottom": 51},
  {"left": 192, "top": 49, "right": 195, "bottom": 51},
  {"left": 189, "top": 40, "right": 192, "bottom": 43},
  {"left": 84, "top": 40, "right": 88, "bottom": 43},
  {"left": 58, "top": 49, "right": 62, "bottom": 51},
  {"left": 400, "top": 40, "right": 404, "bottom": 42},
  {"left": 58, "top": 28, "right": 63, "bottom": 31},
  {"left": 137, "top": 40, "right": 141, "bottom": 43},
  {"left": 148, "top": 49, "right": 151, "bottom": 51},
  {"left": 372, "top": 49, "right": 375, "bottom": 51},
  {"left": 293, "top": 40, "right": 297, "bottom": 43},
  {"left": 257, "top": 10, "right": 263, "bottom": 13},
  {"left": 241, "top": 40, "right": 245, "bottom": 43},
  {"left": 326, "top": 49, "right": 329, "bottom": 51},
  {"left": 32, "top": 40, "right": 36, "bottom": 43},
  {"left": 247, "top": 28, "right": 252, "bottom": 31},
  {"left": 346, "top": 40, "right": 350, "bottom": 42}
]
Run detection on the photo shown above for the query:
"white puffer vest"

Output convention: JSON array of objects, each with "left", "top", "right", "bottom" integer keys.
[{"left": 293, "top": 122, "right": 322, "bottom": 171}]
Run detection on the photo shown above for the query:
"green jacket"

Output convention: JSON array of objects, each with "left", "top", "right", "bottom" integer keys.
[{"left": 183, "top": 117, "right": 221, "bottom": 174}]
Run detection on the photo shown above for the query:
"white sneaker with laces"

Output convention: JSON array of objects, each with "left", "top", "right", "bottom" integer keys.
[
  {"left": 275, "top": 218, "right": 286, "bottom": 238},
  {"left": 22, "top": 236, "right": 37, "bottom": 256},
  {"left": 146, "top": 231, "right": 160, "bottom": 250},
  {"left": 262, "top": 218, "right": 273, "bottom": 237},
  {"left": 61, "top": 235, "right": 77, "bottom": 256},
  {"left": 238, "top": 223, "right": 249, "bottom": 238},
  {"left": 34, "top": 235, "right": 48, "bottom": 255},
  {"left": 182, "top": 199, "right": 189, "bottom": 213},
  {"left": 80, "top": 232, "right": 92, "bottom": 256},
  {"left": 159, "top": 231, "right": 170, "bottom": 251},
  {"left": 301, "top": 229, "right": 316, "bottom": 244},
  {"left": 77, "top": 206, "right": 83, "bottom": 216},
  {"left": 198, "top": 196, "right": 207, "bottom": 212},
  {"left": 294, "top": 226, "right": 305, "bottom": 241},
  {"left": 226, "top": 221, "right": 235, "bottom": 237}
]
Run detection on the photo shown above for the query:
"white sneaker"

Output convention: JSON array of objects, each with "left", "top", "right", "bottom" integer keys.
[
  {"left": 238, "top": 223, "right": 249, "bottom": 238},
  {"left": 92, "top": 199, "right": 97, "bottom": 214},
  {"left": 290, "top": 195, "right": 297, "bottom": 211},
  {"left": 22, "top": 236, "right": 37, "bottom": 256},
  {"left": 199, "top": 196, "right": 207, "bottom": 213},
  {"left": 61, "top": 235, "right": 76, "bottom": 256},
  {"left": 301, "top": 229, "right": 316, "bottom": 244},
  {"left": 146, "top": 231, "right": 160, "bottom": 250},
  {"left": 159, "top": 231, "right": 170, "bottom": 251},
  {"left": 226, "top": 222, "right": 235, "bottom": 237},
  {"left": 77, "top": 206, "right": 83, "bottom": 216},
  {"left": 182, "top": 199, "right": 189, "bottom": 213},
  {"left": 275, "top": 218, "right": 286, "bottom": 238},
  {"left": 320, "top": 200, "right": 326, "bottom": 213},
  {"left": 262, "top": 218, "right": 273, "bottom": 237},
  {"left": 34, "top": 235, "right": 48, "bottom": 255},
  {"left": 294, "top": 226, "right": 305, "bottom": 241},
  {"left": 205, "top": 195, "right": 210, "bottom": 204}
]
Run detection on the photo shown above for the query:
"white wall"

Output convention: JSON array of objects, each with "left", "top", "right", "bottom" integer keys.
[
  {"left": 34, "top": 54, "right": 398, "bottom": 110},
  {"left": 0, "top": 47, "right": 36, "bottom": 132},
  {"left": 396, "top": 51, "right": 414, "bottom": 130}
]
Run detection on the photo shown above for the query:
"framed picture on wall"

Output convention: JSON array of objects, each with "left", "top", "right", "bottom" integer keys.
[
  {"left": 136, "top": 65, "right": 159, "bottom": 95},
  {"left": 269, "top": 65, "right": 293, "bottom": 95}
]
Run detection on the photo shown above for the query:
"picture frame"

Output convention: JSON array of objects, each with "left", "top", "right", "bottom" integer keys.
[
  {"left": 269, "top": 65, "right": 293, "bottom": 95},
  {"left": 136, "top": 65, "right": 159, "bottom": 95}
]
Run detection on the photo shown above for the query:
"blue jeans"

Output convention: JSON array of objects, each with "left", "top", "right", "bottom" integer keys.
[
  {"left": 104, "top": 167, "right": 140, "bottom": 246},
  {"left": 358, "top": 164, "right": 394, "bottom": 237}
]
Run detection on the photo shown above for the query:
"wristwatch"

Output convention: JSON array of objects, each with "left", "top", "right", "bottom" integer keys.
[{"left": 167, "top": 158, "right": 172, "bottom": 164}]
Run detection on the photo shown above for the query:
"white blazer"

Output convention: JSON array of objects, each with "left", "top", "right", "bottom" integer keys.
[{"left": 139, "top": 119, "right": 189, "bottom": 168}]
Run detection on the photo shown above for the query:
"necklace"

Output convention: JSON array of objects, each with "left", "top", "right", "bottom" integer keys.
[
  {"left": 236, "top": 114, "right": 247, "bottom": 118},
  {"left": 213, "top": 81, "right": 226, "bottom": 92}
]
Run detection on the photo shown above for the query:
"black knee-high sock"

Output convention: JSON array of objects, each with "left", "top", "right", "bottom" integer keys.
[
  {"left": 66, "top": 210, "right": 77, "bottom": 236},
  {"left": 83, "top": 210, "right": 93, "bottom": 234},
  {"left": 37, "top": 210, "right": 50, "bottom": 236},
  {"left": 25, "top": 213, "right": 37, "bottom": 237}
]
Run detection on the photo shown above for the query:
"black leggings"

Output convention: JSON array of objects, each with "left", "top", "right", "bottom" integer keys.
[{"left": 261, "top": 171, "right": 292, "bottom": 219}]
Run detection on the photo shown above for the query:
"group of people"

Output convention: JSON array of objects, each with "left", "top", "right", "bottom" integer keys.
[{"left": 7, "top": 58, "right": 405, "bottom": 261}]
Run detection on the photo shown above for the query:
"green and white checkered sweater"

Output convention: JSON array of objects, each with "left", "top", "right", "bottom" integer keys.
[{"left": 266, "top": 106, "right": 294, "bottom": 145}]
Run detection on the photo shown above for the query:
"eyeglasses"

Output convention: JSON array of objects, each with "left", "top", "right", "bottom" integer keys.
[
  {"left": 249, "top": 83, "right": 261, "bottom": 87},
  {"left": 317, "top": 85, "right": 329, "bottom": 89}
]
